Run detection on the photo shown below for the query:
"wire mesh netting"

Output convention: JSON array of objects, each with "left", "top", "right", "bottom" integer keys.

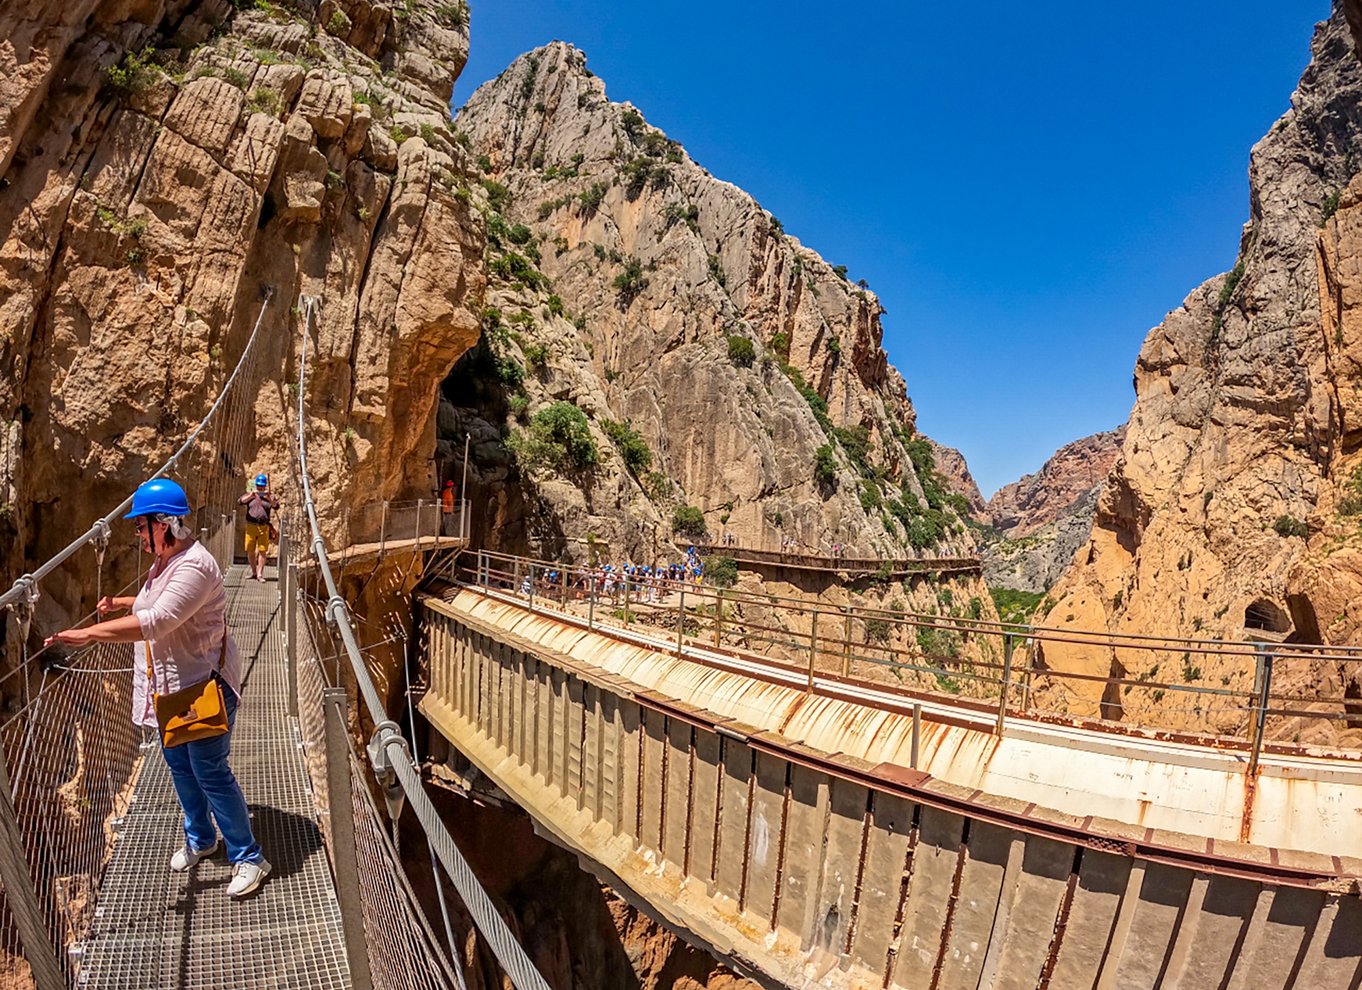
[{"left": 292, "top": 580, "right": 459, "bottom": 990}]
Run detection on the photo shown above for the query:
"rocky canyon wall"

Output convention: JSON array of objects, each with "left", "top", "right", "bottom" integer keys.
[
  {"left": 981, "top": 427, "right": 1125, "bottom": 594},
  {"left": 0, "top": 0, "right": 483, "bottom": 641},
  {"left": 1041, "top": 5, "right": 1362, "bottom": 738},
  {"left": 446, "top": 43, "right": 976, "bottom": 565}
]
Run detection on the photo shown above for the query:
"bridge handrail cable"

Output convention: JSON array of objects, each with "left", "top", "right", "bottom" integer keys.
[
  {"left": 293, "top": 298, "right": 550, "bottom": 990},
  {"left": 0, "top": 288, "right": 274, "bottom": 613}
]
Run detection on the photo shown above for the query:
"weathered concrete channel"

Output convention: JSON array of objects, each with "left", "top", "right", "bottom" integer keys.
[{"left": 416, "top": 589, "right": 1362, "bottom": 990}]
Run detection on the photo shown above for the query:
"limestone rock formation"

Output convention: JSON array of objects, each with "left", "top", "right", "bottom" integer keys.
[
  {"left": 987, "top": 427, "right": 1125, "bottom": 536},
  {"left": 981, "top": 427, "right": 1125, "bottom": 593},
  {"left": 448, "top": 43, "right": 974, "bottom": 564},
  {"left": 927, "top": 439, "right": 986, "bottom": 516},
  {"left": 1040, "top": 6, "right": 1362, "bottom": 740},
  {"left": 0, "top": 0, "right": 482, "bottom": 634}
]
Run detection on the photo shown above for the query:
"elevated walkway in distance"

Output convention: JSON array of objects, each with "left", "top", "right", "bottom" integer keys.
[
  {"left": 75, "top": 566, "right": 350, "bottom": 990},
  {"left": 695, "top": 544, "right": 981, "bottom": 577}
]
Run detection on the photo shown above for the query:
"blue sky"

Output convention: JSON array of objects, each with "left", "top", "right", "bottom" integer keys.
[{"left": 454, "top": 1, "right": 1329, "bottom": 497}]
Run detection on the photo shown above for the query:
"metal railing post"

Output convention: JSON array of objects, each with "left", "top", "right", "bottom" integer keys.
[
  {"left": 286, "top": 563, "right": 299, "bottom": 718},
  {"left": 841, "top": 606, "right": 852, "bottom": 676},
  {"left": 807, "top": 610, "right": 819, "bottom": 692},
  {"left": 277, "top": 528, "right": 289, "bottom": 609},
  {"left": 379, "top": 500, "right": 387, "bottom": 554},
  {"left": 623, "top": 575, "right": 631, "bottom": 625},
  {"left": 996, "top": 633, "right": 1014, "bottom": 736},
  {"left": 415, "top": 499, "right": 423, "bottom": 549},
  {"left": 588, "top": 575, "right": 596, "bottom": 629},
  {"left": 910, "top": 703, "right": 921, "bottom": 769},
  {"left": 528, "top": 564, "right": 536, "bottom": 612},
  {"left": 1248, "top": 647, "right": 1274, "bottom": 777},
  {"left": 713, "top": 589, "right": 723, "bottom": 647},
  {"left": 677, "top": 583, "right": 685, "bottom": 657},
  {"left": 322, "top": 687, "right": 375, "bottom": 990},
  {"left": 221, "top": 513, "right": 230, "bottom": 568},
  {"left": 513, "top": 558, "right": 521, "bottom": 596},
  {"left": 560, "top": 567, "right": 568, "bottom": 608}
]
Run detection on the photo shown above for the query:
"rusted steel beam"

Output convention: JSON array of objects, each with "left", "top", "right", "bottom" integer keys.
[{"left": 422, "top": 604, "right": 1360, "bottom": 892}]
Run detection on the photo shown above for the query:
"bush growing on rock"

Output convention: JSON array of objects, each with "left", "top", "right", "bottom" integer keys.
[
  {"left": 672, "top": 505, "right": 706, "bottom": 539},
  {"left": 105, "top": 47, "right": 159, "bottom": 97},
  {"left": 612, "top": 258, "right": 648, "bottom": 306},
  {"left": 726, "top": 335, "right": 754, "bottom": 368},
  {"left": 508, "top": 401, "right": 597, "bottom": 473},
  {"left": 814, "top": 444, "right": 837, "bottom": 488},
  {"left": 601, "top": 419, "right": 653, "bottom": 474},
  {"left": 1272, "top": 515, "right": 1308, "bottom": 538},
  {"left": 708, "top": 556, "right": 739, "bottom": 589},
  {"left": 481, "top": 179, "right": 513, "bottom": 214},
  {"left": 620, "top": 108, "right": 645, "bottom": 141},
  {"left": 578, "top": 182, "right": 608, "bottom": 215}
]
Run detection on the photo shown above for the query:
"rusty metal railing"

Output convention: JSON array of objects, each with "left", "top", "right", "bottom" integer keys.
[
  {"left": 452, "top": 550, "right": 1362, "bottom": 765},
  {"left": 692, "top": 543, "right": 982, "bottom": 575}
]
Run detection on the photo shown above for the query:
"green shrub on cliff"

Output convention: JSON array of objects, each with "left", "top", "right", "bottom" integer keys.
[
  {"left": 814, "top": 444, "right": 837, "bottom": 488},
  {"left": 672, "top": 505, "right": 706, "bottom": 539},
  {"left": 726, "top": 335, "right": 755, "bottom": 368},
  {"left": 708, "top": 556, "right": 739, "bottom": 589},
  {"left": 1272, "top": 515, "right": 1308, "bottom": 538},
  {"left": 508, "top": 401, "right": 597, "bottom": 473},
  {"left": 601, "top": 419, "right": 653, "bottom": 475}
]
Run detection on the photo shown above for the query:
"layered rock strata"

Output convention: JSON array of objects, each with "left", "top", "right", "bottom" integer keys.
[{"left": 982, "top": 427, "right": 1125, "bottom": 593}]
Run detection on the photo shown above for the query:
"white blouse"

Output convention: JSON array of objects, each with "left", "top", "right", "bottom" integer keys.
[{"left": 131, "top": 541, "right": 243, "bottom": 727}]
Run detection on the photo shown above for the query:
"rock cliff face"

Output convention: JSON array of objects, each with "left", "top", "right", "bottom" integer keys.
[
  {"left": 1041, "top": 6, "right": 1362, "bottom": 737},
  {"left": 981, "top": 427, "right": 1125, "bottom": 593},
  {"left": 0, "top": 0, "right": 483, "bottom": 633},
  {"left": 448, "top": 43, "right": 973, "bottom": 563},
  {"left": 987, "top": 427, "right": 1125, "bottom": 536}
]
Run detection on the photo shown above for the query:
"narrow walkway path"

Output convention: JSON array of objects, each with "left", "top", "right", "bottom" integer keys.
[{"left": 77, "top": 565, "right": 350, "bottom": 990}]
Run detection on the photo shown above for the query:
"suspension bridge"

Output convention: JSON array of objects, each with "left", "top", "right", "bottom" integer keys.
[{"left": 0, "top": 295, "right": 1359, "bottom": 990}]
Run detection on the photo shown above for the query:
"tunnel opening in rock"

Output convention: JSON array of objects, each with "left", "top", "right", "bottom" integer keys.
[{"left": 1243, "top": 599, "right": 1290, "bottom": 634}]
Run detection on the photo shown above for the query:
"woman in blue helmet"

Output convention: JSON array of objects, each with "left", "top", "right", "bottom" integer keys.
[
  {"left": 45, "top": 478, "right": 270, "bottom": 897},
  {"left": 237, "top": 472, "right": 278, "bottom": 582}
]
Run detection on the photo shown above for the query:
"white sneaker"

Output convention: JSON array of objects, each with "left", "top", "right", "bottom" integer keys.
[
  {"left": 227, "top": 859, "right": 271, "bottom": 898},
  {"left": 170, "top": 840, "right": 219, "bottom": 872}
]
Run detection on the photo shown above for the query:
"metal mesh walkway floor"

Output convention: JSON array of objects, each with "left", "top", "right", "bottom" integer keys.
[{"left": 75, "top": 566, "right": 351, "bottom": 990}]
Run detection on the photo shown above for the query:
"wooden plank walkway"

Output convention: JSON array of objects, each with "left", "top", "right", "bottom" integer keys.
[{"left": 75, "top": 566, "right": 350, "bottom": 990}]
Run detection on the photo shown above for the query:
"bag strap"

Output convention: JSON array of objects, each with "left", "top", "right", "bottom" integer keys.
[
  {"left": 143, "top": 640, "right": 153, "bottom": 692},
  {"left": 216, "top": 617, "right": 228, "bottom": 673}
]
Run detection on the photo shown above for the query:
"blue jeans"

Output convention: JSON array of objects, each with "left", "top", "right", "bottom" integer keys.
[{"left": 161, "top": 683, "right": 264, "bottom": 865}]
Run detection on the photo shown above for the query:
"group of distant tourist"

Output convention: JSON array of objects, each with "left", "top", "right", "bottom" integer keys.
[{"left": 514, "top": 546, "right": 709, "bottom": 604}]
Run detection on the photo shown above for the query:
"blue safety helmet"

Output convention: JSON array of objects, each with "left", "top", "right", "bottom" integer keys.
[
  {"left": 255, "top": 473, "right": 268, "bottom": 487},
  {"left": 125, "top": 478, "right": 191, "bottom": 518}
]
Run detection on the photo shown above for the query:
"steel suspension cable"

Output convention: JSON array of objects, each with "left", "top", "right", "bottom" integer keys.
[
  {"left": 0, "top": 288, "right": 275, "bottom": 612},
  {"left": 293, "top": 296, "right": 550, "bottom": 990}
]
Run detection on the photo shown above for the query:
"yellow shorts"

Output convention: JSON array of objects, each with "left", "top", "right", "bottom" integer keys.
[{"left": 244, "top": 521, "right": 271, "bottom": 555}]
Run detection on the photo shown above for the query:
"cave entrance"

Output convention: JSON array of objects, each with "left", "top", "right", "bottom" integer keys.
[{"left": 1243, "top": 598, "right": 1291, "bottom": 634}]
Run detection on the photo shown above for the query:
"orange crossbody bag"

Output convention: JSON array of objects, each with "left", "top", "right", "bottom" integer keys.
[{"left": 145, "top": 623, "right": 230, "bottom": 748}]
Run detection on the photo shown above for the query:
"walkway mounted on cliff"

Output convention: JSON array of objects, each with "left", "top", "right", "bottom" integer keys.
[
  {"left": 0, "top": 292, "right": 548, "bottom": 990},
  {"left": 693, "top": 543, "right": 982, "bottom": 578}
]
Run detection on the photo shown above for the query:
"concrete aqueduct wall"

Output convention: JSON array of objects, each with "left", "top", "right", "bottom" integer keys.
[{"left": 416, "top": 593, "right": 1362, "bottom": 990}]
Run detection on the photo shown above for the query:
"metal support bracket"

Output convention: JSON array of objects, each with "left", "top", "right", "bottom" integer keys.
[{"left": 367, "top": 721, "right": 411, "bottom": 820}]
